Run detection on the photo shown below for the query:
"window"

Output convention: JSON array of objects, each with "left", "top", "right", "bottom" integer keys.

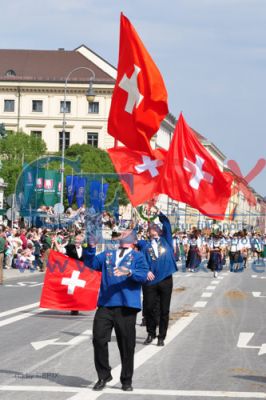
[
  {"left": 31, "top": 131, "right": 42, "bottom": 139},
  {"left": 5, "top": 69, "right": 16, "bottom": 77},
  {"left": 60, "top": 101, "right": 71, "bottom": 113},
  {"left": 32, "top": 100, "right": 43, "bottom": 112},
  {"left": 88, "top": 101, "right": 99, "bottom": 114},
  {"left": 87, "top": 132, "right": 98, "bottom": 148},
  {"left": 59, "top": 132, "right": 70, "bottom": 151},
  {"left": 4, "top": 99, "right": 15, "bottom": 112}
]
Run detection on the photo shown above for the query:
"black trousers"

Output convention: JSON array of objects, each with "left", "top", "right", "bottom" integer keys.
[
  {"left": 143, "top": 275, "right": 173, "bottom": 340},
  {"left": 93, "top": 306, "right": 138, "bottom": 385}
]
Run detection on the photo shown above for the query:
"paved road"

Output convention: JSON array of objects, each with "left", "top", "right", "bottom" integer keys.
[{"left": 0, "top": 259, "right": 265, "bottom": 399}]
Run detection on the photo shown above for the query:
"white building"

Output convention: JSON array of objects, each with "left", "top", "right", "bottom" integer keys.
[{"left": 0, "top": 45, "right": 118, "bottom": 152}]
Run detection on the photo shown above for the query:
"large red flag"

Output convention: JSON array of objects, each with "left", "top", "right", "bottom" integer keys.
[
  {"left": 159, "top": 114, "right": 233, "bottom": 220},
  {"left": 108, "top": 146, "right": 167, "bottom": 206},
  {"left": 40, "top": 250, "right": 101, "bottom": 311},
  {"left": 108, "top": 13, "right": 168, "bottom": 154}
]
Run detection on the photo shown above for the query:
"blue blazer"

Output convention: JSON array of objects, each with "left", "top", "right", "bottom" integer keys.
[
  {"left": 83, "top": 247, "right": 148, "bottom": 310},
  {"left": 138, "top": 213, "right": 177, "bottom": 285}
]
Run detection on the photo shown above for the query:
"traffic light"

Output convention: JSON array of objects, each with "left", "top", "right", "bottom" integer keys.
[{"left": 0, "top": 123, "right": 6, "bottom": 138}]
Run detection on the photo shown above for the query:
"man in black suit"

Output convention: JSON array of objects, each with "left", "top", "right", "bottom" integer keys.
[{"left": 65, "top": 234, "right": 85, "bottom": 315}]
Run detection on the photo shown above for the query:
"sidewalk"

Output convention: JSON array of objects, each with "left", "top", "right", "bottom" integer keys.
[{"left": 3, "top": 268, "right": 44, "bottom": 282}]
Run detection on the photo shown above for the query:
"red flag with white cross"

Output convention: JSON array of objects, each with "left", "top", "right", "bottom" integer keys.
[
  {"left": 159, "top": 114, "right": 233, "bottom": 220},
  {"left": 108, "top": 146, "right": 167, "bottom": 206},
  {"left": 40, "top": 250, "right": 101, "bottom": 311},
  {"left": 108, "top": 13, "right": 168, "bottom": 154}
]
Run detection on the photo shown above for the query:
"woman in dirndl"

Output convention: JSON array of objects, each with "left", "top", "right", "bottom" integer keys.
[
  {"left": 207, "top": 235, "right": 222, "bottom": 278},
  {"left": 186, "top": 234, "right": 201, "bottom": 272}
]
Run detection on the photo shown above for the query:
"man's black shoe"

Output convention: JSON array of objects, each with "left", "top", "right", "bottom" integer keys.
[
  {"left": 143, "top": 334, "right": 156, "bottom": 345},
  {"left": 157, "top": 338, "right": 165, "bottom": 346},
  {"left": 122, "top": 384, "right": 133, "bottom": 391},
  {"left": 93, "top": 375, "right": 112, "bottom": 391}
]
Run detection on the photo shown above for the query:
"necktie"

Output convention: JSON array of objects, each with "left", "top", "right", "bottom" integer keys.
[{"left": 119, "top": 248, "right": 126, "bottom": 257}]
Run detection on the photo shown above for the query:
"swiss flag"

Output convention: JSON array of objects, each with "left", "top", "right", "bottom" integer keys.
[
  {"left": 159, "top": 114, "right": 233, "bottom": 220},
  {"left": 108, "top": 13, "right": 168, "bottom": 154},
  {"left": 40, "top": 250, "right": 101, "bottom": 311},
  {"left": 108, "top": 146, "right": 167, "bottom": 206}
]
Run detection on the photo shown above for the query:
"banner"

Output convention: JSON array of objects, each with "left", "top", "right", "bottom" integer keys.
[
  {"left": 40, "top": 250, "right": 101, "bottom": 311},
  {"left": 66, "top": 175, "right": 76, "bottom": 206},
  {"left": 22, "top": 164, "right": 36, "bottom": 209},
  {"left": 34, "top": 169, "right": 61, "bottom": 207},
  {"left": 89, "top": 180, "right": 109, "bottom": 212},
  {"left": 76, "top": 176, "right": 87, "bottom": 208}
]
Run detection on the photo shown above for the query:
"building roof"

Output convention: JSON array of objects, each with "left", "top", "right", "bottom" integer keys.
[{"left": 0, "top": 48, "right": 115, "bottom": 84}]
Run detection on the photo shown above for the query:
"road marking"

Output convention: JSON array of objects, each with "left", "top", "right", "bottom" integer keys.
[
  {"left": 252, "top": 292, "right": 266, "bottom": 298},
  {"left": 237, "top": 332, "right": 266, "bottom": 356},
  {"left": 211, "top": 280, "right": 220, "bottom": 284},
  {"left": 68, "top": 312, "right": 199, "bottom": 400},
  {"left": 0, "top": 302, "right": 40, "bottom": 319},
  {"left": 0, "top": 307, "right": 48, "bottom": 328},
  {"left": 217, "top": 276, "right": 224, "bottom": 280},
  {"left": 251, "top": 275, "right": 266, "bottom": 279},
  {"left": 31, "top": 329, "right": 92, "bottom": 350},
  {"left": 201, "top": 292, "right": 213, "bottom": 298},
  {"left": 1, "top": 386, "right": 266, "bottom": 398},
  {"left": 193, "top": 301, "right": 207, "bottom": 308},
  {"left": 206, "top": 286, "right": 216, "bottom": 290},
  {"left": 4, "top": 282, "right": 43, "bottom": 287}
]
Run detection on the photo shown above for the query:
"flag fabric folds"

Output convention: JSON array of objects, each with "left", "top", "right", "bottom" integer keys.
[
  {"left": 159, "top": 114, "right": 233, "bottom": 220},
  {"left": 108, "top": 146, "right": 167, "bottom": 207},
  {"left": 108, "top": 13, "right": 168, "bottom": 154},
  {"left": 40, "top": 250, "right": 101, "bottom": 311}
]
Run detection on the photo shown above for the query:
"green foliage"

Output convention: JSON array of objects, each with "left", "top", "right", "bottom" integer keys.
[{"left": 0, "top": 131, "right": 47, "bottom": 196}]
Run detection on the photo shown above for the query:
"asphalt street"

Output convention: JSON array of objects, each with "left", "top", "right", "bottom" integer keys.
[{"left": 0, "top": 258, "right": 265, "bottom": 400}]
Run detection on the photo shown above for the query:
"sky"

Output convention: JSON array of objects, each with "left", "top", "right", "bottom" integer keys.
[{"left": 1, "top": 0, "right": 265, "bottom": 196}]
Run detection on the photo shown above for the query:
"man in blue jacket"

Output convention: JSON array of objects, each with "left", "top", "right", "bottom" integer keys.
[
  {"left": 138, "top": 211, "right": 177, "bottom": 347},
  {"left": 83, "top": 230, "right": 148, "bottom": 392}
]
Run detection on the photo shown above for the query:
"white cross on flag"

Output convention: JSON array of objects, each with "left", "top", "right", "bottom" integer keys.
[
  {"left": 159, "top": 114, "right": 233, "bottom": 220},
  {"left": 108, "top": 147, "right": 167, "bottom": 206},
  {"left": 40, "top": 250, "right": 101, "bottom": 311},
  {"left": 108, "top": 13, "right": 168, "bottom": 154}
]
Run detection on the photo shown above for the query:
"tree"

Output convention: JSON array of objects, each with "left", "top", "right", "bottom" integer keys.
[{"left": 0, "top": 131, "right": 47, "bottom": 196}]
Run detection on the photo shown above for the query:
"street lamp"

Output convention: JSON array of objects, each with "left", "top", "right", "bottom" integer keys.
[{"left": 60, "top": 66, "right": 96, "bottom": 206}]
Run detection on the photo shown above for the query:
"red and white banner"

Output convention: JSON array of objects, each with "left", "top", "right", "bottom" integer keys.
[
  {"left": 108, "top": 13, "right": 168, "bottom": 154},
  {"left": 40, "top": 250, "right": 101, "bottom": 311}
]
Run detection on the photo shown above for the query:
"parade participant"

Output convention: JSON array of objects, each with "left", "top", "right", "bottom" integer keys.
[
  {"left": 207, "top": 234, "right": 222, "bottom": 278},
  {"left": 83, "top": 230, "right": 148, "bottom": 392},
  {"left": 138, "top": 210, "right": 177, "bottom": 347},
  {"left": 186, "top": 233, "right": 202, "bottom": 272},
  {"left": 0, "top": 230, "right": 6, "bottom": 285}
]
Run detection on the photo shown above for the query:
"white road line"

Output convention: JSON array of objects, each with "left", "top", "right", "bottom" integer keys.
[
  {"left": 217, "top": 276, "right": 224, "bottom": 280},
  {"left": 1, "top": 386, "right": 266, "bottom": 398},
  {"left": 206, "top": 286, "right": 216, "bottom": 290},
  {"left": 68, "top": 312, "right": 199, "bottom": 400},
  {"left": 201, "top": 292, "right": 213, "bottom": 298},
  {"left": 0, "top": 307, "right": 47, "bottom": 328},
  {"left": 211, "top": 280, "right": 220, "bottom": 285},
  {"left": 193, "top": 301, "right": 207, "bottom": 308},
  {"left": 0, "top": 302, "right": 39, "bottom": 319}
]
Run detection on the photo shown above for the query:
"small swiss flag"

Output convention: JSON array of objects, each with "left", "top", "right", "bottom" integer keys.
[{"left": 40, "top": 250, "right": 101, "bottom": 311}]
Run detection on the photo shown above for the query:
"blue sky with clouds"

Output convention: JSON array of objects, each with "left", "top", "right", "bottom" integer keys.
[{"left": 1, "top": 0, "right": 265, "bottom": 195}]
